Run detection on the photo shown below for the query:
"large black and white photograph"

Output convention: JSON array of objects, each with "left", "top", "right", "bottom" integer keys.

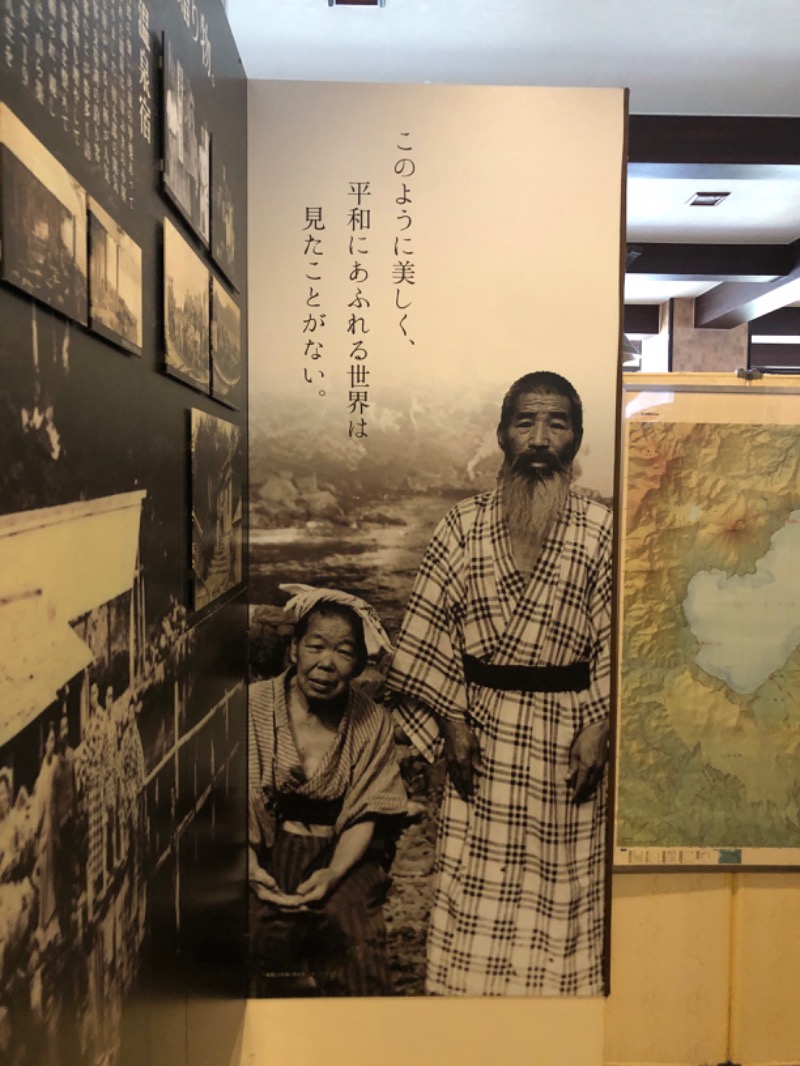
[
  {"left": 211, "top": 278, "right": 242, "bottom": 407},
  {"left": 0, "top": 494, "right": 149, "bottom": 1065},
  {"left": 0, "top": 103, "right": 88, "bottom": 325},
  {"left": 0, "top": 1, "right": 248, "bottom": 1061},
  {"left": 162, "top": 35, "right": 211, "bottom": 246},
  {"left": 211, "top": 141, "right": 239, "bottom": 289},
  {"left": 88, "top": 198, "right": 143, "bottom": 355},
  {"left": 0, "top": 492, "right": 245, "bottom": 1065},
  {"left": 191, "top": 409, "right": 243, "bottom": 611},
  {"left": 247, "top": 81, "right": 625, "bottom": 998},
  {"left": 164, "top": 217, "right": 211, "bottom": 392}
]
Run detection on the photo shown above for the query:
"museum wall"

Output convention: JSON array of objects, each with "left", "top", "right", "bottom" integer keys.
[{"left": 0, "top": 2, "right": 248, "bottom": 1065}]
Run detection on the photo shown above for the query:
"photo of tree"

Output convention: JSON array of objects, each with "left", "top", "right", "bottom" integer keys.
[
  {"left": 211, "top": 140, "right": 238, "bottom": 288},
  {"left": 164, "top": 218, "right": 210, "bottom": 392},
  {"left": 211, "top": 278, "right": 242, "bottom": 407},
  {"left": 190, "top": 409, "right": 243, "bottom": 611}
]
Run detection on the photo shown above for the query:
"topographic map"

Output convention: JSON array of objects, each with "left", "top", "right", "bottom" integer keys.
[{"left": 616, "top": 414, "right": 800, "bottom": 864}]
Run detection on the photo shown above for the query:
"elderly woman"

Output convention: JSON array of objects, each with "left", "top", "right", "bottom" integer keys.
[{"left": 249, "top": 585, "right": 408, "bottom": 996}]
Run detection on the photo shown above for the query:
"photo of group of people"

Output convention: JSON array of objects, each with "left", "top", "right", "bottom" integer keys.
[{"left": 248, "top": 371, "right": 614, "bottom": 999}]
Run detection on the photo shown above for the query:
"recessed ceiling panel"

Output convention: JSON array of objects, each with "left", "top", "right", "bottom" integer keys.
[{"left": 627, "top": 176, "right": 800, "bottom": 244}]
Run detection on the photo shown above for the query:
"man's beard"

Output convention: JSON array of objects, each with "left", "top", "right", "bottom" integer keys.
[{"left": 498, "top": 455, "right": 572, "bottom": 547}]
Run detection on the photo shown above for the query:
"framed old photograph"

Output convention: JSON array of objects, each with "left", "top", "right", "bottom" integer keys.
[
  {"left": 162, "top": 34, "right": 210, "bottom": 246},
  {"left": 0, "top": 102, "right": 88, "bottom": 325},
  {"left": 163, "top": 217, "right": 210, "bottom": 392},
  {"left": 88, "top": 198, "right": 143, "bottom": 355},
  {"left": 190, "top": 409, "right": 243, "bottom": 612},
  {"left": 211, "top": 278, "right": 242, "bottom": 408},
  {"left": 211, "top": 139, "right": 239, "bottom": 289}
]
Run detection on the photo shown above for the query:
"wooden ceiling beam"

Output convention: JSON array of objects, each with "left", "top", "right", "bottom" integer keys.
[
  {"left": 694, "top": 241, "right": 800, "bottom": 327},
  {"left": 628, "top": 115, "right": 800, "bottom": 168},
  {"left": 623, "top": 305, "right": 661, "bottom": 335},
  {"left": 750, "top": 343, "right": 800, "bottom": 368},
  {"left": 626, "top": 242, "right": 792, "bottom": 282},
  {"left": 749, "top": 307, "right": 800, "bottom": 335}
]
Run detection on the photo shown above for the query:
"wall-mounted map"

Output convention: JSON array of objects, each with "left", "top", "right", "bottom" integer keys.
[{"left": 615, "top": 377, "right": 800, "bottom": 867}]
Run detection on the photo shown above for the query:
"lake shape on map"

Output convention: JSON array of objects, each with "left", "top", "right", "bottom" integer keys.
[{"left": 684, "top": 510, "right": 800, "bottom": 694}]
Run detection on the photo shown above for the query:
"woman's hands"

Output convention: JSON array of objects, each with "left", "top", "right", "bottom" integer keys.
[
  {"left": 251, "top": 863, "right": 340, "bottom": 910},
  {"left": 249, "top": 820, "right": 375, "bottom": 909},
  {"left": 249, "top": 847, "right": 303, "bottom": 908},
  {"left": 294, "top": 867, "right": 341, "bottom": 904}
]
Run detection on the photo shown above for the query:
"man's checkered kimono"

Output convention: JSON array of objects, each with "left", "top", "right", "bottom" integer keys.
[{"left": 386, "top": 487, "right": 612, "bottom": 996}]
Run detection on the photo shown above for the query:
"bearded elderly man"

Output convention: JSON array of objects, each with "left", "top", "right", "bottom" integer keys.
[{"left": 386, "top": 370, "right": 612, "bottom": 997}]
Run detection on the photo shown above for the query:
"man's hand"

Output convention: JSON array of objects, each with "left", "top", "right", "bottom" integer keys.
[
  {"left": 567, "top": 719, "right": 609, "bottom": 805},
  {"left": 441, "top": 718, "right": 482, "bottom": 801}
]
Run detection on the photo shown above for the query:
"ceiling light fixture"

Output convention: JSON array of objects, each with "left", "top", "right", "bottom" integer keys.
[
  {"left": 687, "top": 191, "right": 730, "bottom": 207},
  {"left": 328, "top": 0, "right": 385, "bottom": 6}
]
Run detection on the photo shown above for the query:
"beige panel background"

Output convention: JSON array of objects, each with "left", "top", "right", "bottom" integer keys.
[{"left": 248, "top": 80, "right": 626, "bottom": 500}]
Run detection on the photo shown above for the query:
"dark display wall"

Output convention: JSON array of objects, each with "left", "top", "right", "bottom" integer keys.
[{"left": 0, "top": 2, "right": 248, "bottom": 1064}]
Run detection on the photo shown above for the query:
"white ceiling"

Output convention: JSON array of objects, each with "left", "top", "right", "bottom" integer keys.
[
  {"left": 227, "top": 0, "right": 800, "bottom": 116},
  {"left": 627, "top": 176, "right": 800, "bottom": 244},
  {"left": 227, "top": 0, "right": 800, "bottom": 315}
]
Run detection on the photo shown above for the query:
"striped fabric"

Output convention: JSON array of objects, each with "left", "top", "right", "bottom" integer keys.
[
  {"left": 248, "top": 671, "right": 408, "bottom": 837},
  {"left": 248, "top": 671, "right": 408, "bottom": 995},
  {"left": 386, "top": 488, "right": 612, "bottom": 996},
  {"left": 250, "top": 832, "right": 392, "bottom": 996}
]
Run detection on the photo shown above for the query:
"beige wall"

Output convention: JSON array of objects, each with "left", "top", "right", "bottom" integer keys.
[
  {"left": 239, "top": 998, "right": 605, "bottom": 1066},
  {"left": 605, "top": 872, "right": 800, "bottom": 1065}
]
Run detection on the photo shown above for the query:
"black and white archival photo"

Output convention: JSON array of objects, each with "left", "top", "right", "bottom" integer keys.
[
  {"left": 164, "top": 217, "right": 211, "bottom": 392},
  {"left": 211, "top": 278, "right": 242, "bottom": 407},
  {"left": 247, "top": 81, "right": 625, "bottom": 1000},
  {"left": 191, "top": 409, "right": 243, "bottom": 611},
  {"left": 88, "top": 198, "right": 143, "bottom": 355},
  {"left": 0, "top": 0, "right": 248, "bottom": 1063},
  {"left": 162, "top": 35, "right": 210, "bottom": 246},
  {"left": 0, "top": 102, "right": 88, "bottom": 325},
  {"left": 211, "top": 142, "right": 238, "bottom": 288}
]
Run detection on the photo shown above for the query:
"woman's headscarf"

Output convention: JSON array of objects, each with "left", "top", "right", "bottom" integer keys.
[{"left": 279, "top": 583, "right": 394, "bottom": 659}]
